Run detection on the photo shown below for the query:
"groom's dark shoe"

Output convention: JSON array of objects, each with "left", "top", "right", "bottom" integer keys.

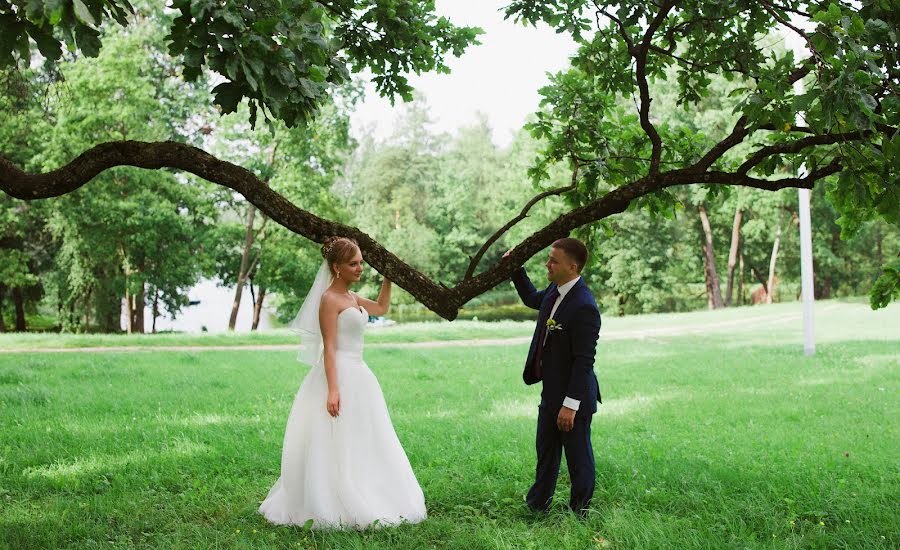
[
  {"left": 572, "top": 504, "right": 591, "bottom": 519},
  {"left": 569, "top": 496, "right": 592, "bottom": 519},
  {"left": 523, "top": 494, "right": 551, "bottom": 517}
]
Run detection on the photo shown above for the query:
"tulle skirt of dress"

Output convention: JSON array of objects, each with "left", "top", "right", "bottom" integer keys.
[{"left": 259, "top": 350, "right": 426, "bottom": 529}]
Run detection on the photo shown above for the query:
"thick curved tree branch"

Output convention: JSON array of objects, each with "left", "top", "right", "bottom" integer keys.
[
  {"left": 636, "top": 0, "right": 678, "bottom": 175},
  {"left": 464, "top": 118, "right": 583, "bottom": 280},
  {"left": 689, "top": 54, "right": 818, "bottom": 173},
  {"left": 0, "top": 142, "right": 455, "bottom": 318},
  {"left": 737, "top": 131, "right": 870, "bottom": 175},
  {"left": 676, "top": 157, "right": 843, "bottom": 189},
  {"left": 693, "top": 116, "right": 750, "bottom": 172},
  {"left": 0, "top": 131, "right": 860, "bottom": 321},
  {"left": 463, "top": 177, "right": 577, "bottom": 281},
  {"left": 595, "top": 1, "right": 677, "bottom": 175}
]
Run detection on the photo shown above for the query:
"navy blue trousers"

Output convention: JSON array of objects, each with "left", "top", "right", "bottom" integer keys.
[{"left": 525, "top": 404, "right": 595, "bottom": 512}]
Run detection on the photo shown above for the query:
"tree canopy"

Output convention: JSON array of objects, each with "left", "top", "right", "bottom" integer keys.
[{"left": 1, "top": 0, "right": 897, "bottom": 319}]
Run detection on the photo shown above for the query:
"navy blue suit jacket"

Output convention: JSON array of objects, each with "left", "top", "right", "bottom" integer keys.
[{"left": 512, "top": 267, "right": 602, "bottom": 417}]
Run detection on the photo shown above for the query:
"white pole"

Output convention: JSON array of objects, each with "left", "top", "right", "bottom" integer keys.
[
  {"left": 798, "top": 185, "right": 815, "bottom": 355},
  {"left": 794, "top": 77, "right": 815, "bottom": 356}
]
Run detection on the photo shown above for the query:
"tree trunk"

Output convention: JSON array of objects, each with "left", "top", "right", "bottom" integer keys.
[
  {"left": 83, "top": 287, "right": 92, "bottom": 332},
  {"left": 12, "top": 287, "right": 26, "bottom": 331},
  {"left": 125, "top": 286, "right": 133, "bottom": 334},
  {"left": 252, "top": 286, "right": 267, "bottom": 331},
  {"left": 151, "top": 287, "right": 160, "bottom": 334},
  {"left": 136, "top": 283, "right": 145, "bottom": 333},
  {"left": 699, "top": 205, "right": 725, "bottom": 309},
  {"left": 67, "top": 298, "right": 76, "bottom": 332},
  {"left": 724, "top": 207, "right": 743, "bottom": 307},
  {"left": 820, "top": 276, "right": 833, "bottom": 299},
  {"left": 766, "top": 223, "right": 782, "bottom": 305},
  {"left": 131, "top": 282, "right": 145, "bottom": 333},
  {"left": 0, "top": 284, "right": 6, "bottom": 333},
  {"left": 229, "top": 204, "right": 257, "bottom": 331},
  {"left": 738, "top": 248, "right": 745, "bottom": 306}
]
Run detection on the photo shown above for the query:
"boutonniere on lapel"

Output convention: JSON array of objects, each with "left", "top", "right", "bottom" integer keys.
[{"left": 546, "top": 318, "right": 563, "bottom": 333}]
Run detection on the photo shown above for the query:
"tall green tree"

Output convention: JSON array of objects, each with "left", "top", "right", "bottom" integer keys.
[
  {"left": 203, "top": 86, "right": 359, "bottom": 329},
  {"left": 345, "top": 96, "right": 443, "bottom": 280},
  {"left": 2, "top": 1, "right": 896, "bottom": 318},
  {"left": 0, "top": 67, "right": 52, "bottom": 330},
  {"left": 30, "top": 12, "right": 216, "bottom": 331}
]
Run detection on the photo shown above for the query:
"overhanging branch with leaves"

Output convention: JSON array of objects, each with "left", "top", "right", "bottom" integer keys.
[{"left": 2, "top": 0, "right": 898, "bottom": 315}]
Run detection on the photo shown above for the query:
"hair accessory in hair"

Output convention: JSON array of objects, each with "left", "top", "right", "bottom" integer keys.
[{"left": 321, "top": 239, "right": 336, "bottom": 259}]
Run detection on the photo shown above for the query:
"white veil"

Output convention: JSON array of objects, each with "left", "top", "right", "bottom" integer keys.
[{"left": 289, "top": 260, "right": 334, "bottom": 366}]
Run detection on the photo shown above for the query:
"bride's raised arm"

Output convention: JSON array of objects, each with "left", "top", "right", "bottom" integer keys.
[{"left": 354, "top": 278, "right": 391, "bottom": 317}]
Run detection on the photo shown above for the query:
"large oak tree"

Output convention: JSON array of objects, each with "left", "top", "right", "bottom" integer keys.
[{"left": 1, "top": 0, "right": 897, "bottom": 319}]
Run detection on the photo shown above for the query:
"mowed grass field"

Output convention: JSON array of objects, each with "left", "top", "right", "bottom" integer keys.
[{"left": 0, "top": 300, "right": 897, "bottom": 549}]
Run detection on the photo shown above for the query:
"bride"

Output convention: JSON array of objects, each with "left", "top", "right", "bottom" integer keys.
[{"left": 259, "top": 236, "right": 426, "bottom": 529}]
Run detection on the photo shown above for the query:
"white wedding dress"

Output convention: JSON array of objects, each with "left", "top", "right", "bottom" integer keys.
[{"left": 259, "top": 306, "right": 426, "bottom": 529}]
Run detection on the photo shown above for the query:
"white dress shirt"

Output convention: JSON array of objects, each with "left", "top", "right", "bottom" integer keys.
[{"left": 547, "top": 277, "right": 582, "bottom": 412}]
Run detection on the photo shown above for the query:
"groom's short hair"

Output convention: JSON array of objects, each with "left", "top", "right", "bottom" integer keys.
[{"left": 552, "top": 238, "right": 588, "bottom": 272}]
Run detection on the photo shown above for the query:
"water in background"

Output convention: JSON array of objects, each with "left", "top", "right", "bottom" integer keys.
[{"left": 133, "top": 279, "right": 275, "bottom": 334}]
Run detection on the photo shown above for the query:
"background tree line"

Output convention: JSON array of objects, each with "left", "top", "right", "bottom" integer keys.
[{"left": 1, "top": 7, "right": 896, "bottom": 332}]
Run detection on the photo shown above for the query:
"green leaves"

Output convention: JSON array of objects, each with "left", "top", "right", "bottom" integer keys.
[
  {"left": 870, "top": 258, "right": 900, "bottom": 309},
  {"left": 0, "top": 0, "right": 133, "bottom": 65},
  {"left": 72, "top": 0, "right": 97, "bottom": 27},
  {"left": 0, "top": 0, "right": 480, "bottom": 128},
  {"left": 212, "top": 82, "right": 244, "bottom": 115},
  {"left": 500, "top": 1, "right": 899, "bottom": 308}
]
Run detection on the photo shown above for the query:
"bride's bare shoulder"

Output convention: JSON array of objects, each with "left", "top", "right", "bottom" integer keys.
[{"left": 319, "top": 290, "right": 341, "bottom": 312}]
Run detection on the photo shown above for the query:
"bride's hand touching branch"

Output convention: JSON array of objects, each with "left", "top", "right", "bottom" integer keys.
[{"left": 354, "top": 277, "right": 392, "bottom": 317}]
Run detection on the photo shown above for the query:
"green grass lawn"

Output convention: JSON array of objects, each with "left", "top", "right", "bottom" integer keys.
[
  {"left": 1, "top": 298, "right": 894, "bottom": 350},
  {"left": 0, "top": 319, "right": 534, "bottom": 349},
  {"left": 1, "top": 302, "right": 897, "bottom": 548}
]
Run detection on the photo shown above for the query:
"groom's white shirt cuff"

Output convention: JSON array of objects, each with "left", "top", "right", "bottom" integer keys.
[{"left": 563, "top": 397, "right": 580, "bottom": 411}]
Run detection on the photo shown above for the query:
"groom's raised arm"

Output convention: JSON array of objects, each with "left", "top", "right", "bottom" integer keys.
[{"left": 511, "top": 267, "right": 545, "bottom": 310}]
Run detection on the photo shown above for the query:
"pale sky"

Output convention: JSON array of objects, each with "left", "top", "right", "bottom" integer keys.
[
  {"left": 349, "top": 1, "right": 579, "bottom": 147},
  {"left": 348, "top": 4, "right": 813, "bottom": 148}
]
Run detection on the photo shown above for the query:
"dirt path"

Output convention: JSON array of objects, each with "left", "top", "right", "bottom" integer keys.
[{"left": 1, "top": 306, "right": 838, "bottom": 354}]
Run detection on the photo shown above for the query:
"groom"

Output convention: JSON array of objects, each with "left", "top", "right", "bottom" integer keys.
[{"left": 506, "top": 237, "right": 601, "bottom": 515}]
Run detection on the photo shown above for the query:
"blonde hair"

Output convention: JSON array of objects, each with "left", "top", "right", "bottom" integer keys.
[{"left": 321, "top": 236, "right": 360, "bottom": 273}]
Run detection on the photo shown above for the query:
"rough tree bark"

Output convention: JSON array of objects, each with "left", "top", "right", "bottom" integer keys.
[
  {"left": 82, "top": 287, "right": 91, "bottom": 332},
  {"left": 0, "top": 138, "right": 846, "bottom": 319},
  {"left": 11, "top": 287, "right": 26, "bottom": 331},
  {"left": 725, "top": 207, "right": 743, "bottom": 307},
  {"left": 228, "top": 204, "right": 257, "bottom": 331},
  {"left": 0, "top": 285, "right": 6, "bottom": 333},
  {"left": 1, "top": 37, "right": 875, "bottom": 319},
  {"left": 125, "top": 285, "right": 133, "bottom": 334},
  {"left": 766, "top": 223, "right": 782, "bottom": 305},
  {"left": 151, "top": 287, "right": 160, "bottom": 334},
  {"left": 252, "top": 285, "right": 266, "bottom": 331},
  {"left": 699, "top": 204, "right": 725, "bottom": 309},
  {"left": 228, "top": 144, "right": 276, "bottom": 331},
  {"left": 130, "top": 282, "right": 145, "bottom": 333}
]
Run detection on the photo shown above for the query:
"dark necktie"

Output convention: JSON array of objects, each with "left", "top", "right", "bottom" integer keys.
[{"left": 532, "top": 287, "right": 559, "bottom": 380}]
